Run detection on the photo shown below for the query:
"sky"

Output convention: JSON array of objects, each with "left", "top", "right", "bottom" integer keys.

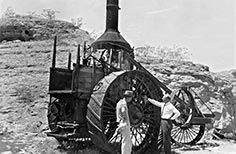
[{"left": 0, "top": 0, "right": 235, "bottom": 72}]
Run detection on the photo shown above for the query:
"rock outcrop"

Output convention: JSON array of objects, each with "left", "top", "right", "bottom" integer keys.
[
  {"left": 137, "top": 56, "right": 236, "bottom": 133},
  {"left": 0, "top": 25, "right": 33, "bottom": 42},
  {"left": 0, "top": 15, "right": 93, "bottom": 43}
]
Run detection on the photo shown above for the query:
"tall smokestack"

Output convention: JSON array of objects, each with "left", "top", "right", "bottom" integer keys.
[
  {"left": 106, "top": 0, "right": 119, "bottom": 32},
  {"left": 91, "top": 0, "right": 131, "bottom": 52}
]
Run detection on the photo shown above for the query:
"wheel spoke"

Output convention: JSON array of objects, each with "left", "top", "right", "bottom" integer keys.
[
  {"left": 186, "top": 129, "right": 194, "bottom": 142},
  {"left": 103, "top": 104, "right": 116, "bottom": 111},
  {"left": 143, "top": 117, "right": 155, "bottom": 126},
  {"left": 109, "top": 130, "right": 120, "bottom": 142},
  {"left": 104, "top": 97, "right": 117, "bottom": 105},
  {"left": 143, "top": 105, "right": 154, "bottom": 112},
  {"left": 172, "top": 128, "right": 182, "bottom": 141},
  {"left": 133, "top": 128, "right": 141, "bottom": 146},
  {"left": 106, "top": 126, "right": 117, "bottom": 139},
  {"left": 176, "top": 90, "right": 181, "bottom": 97},
  {"left": 136, "top": 128, "right": 145, "bottom": 141},
  {"left": 171, "top": 127, "right": 181, "bottom": 138},
  {"left": 181, "top": 92, "right": 185, "bottom": 103},
  {"left": 190, "top": 126, "right": 199, "bottom": 136}
]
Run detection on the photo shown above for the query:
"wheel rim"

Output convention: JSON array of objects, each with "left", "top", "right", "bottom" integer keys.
[
  {"left": 171, "top": 124, "right": 205, "bottom": 144},
  {"left": 171, "top": 88, "right": 195, "bottom": 127},
  {"left": 87, "top": 70, "right": 163, "bottom": 154},
  {"left": 170, "top": 88, "right": 205, "bottom": 145}
]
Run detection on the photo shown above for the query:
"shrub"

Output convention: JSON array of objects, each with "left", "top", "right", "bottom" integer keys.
[
  {"left": 14, "top": 85, "right": 35, "bottom": 103},
  {"left": 71, "top": 17, "right": 83, "bottom": 29},
  {"left": 2, "top": 7, "right": 16, "bottom": 18},
  {"left": 41, "top": 9, "right": 60, "bottom": 20}
]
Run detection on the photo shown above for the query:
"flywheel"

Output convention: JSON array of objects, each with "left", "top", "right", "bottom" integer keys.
[{"left": 87, "top": 70, "right": 163, "bottom": 154}]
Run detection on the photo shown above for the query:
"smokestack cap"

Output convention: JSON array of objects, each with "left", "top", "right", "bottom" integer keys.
[
  {"left": 92, "top": 0, "right": 132, "bottom": 52},
  {"left": 92, "top": 31, "right": 131, "bottom": 51}
]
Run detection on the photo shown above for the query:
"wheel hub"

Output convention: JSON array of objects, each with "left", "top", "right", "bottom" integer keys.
[{"left": 129, "top": 103, "right": 144, "bottom": 126}]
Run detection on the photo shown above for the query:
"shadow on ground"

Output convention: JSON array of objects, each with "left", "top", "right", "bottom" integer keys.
[{"left": 173, "top": 141, "right": 220, "bottom": 152}]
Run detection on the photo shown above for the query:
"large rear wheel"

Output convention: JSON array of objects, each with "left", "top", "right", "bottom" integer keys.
[{"left": 87, "top": 70, "right": 163, "bottom": 154}]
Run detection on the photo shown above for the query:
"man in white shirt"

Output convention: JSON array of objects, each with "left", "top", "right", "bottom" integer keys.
[
  {"left": 116, "top": 90, "right": 133, "bottom": 154},
  {"left": 144, "top": 94, "right": 180, "bottom": 154}
]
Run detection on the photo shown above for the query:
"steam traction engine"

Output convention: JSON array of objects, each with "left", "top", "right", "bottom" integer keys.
[{"left": 47, "top": 0, "right": 214, "bottom": 153}]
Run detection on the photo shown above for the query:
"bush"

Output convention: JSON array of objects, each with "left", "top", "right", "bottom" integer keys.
[
  {"left": 2, "top": 7, "right": 16, "bottom": 18},
  {"left": 71, "top": 17, "right": 83, "bottom": 29},
  {"left": 41, "top": 9, "right": 60, "bottom": 20},
  {"left": 14, "top": 85, "right": 35, "bottom": 103}
]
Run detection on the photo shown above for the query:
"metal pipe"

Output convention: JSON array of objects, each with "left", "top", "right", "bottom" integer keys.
[
  {"left": 83, "top": 41, "right": 86, "bottom": 59},
  {"left": 52, "top": 36, "right": 57, "bottom": 68},
  {"left": 77, "top": 44, "right": 80, "bottom": 65},
  {"left": 67, "top": 52, "right": 71, "bottom": 70},
  {"left": 74, "top": 44, "right": 81, "bottom": 91}
]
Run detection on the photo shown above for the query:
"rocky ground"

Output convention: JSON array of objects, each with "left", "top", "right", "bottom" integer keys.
[{"left": 0, "top": 39, "right": 235, "bottom": 154}]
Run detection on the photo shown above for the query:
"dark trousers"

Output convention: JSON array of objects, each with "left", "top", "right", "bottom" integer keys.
[{"left": 161, "top": 119, "right": 172, "bottom": 154}]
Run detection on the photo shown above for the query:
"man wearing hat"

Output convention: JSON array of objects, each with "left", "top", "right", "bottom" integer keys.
[
  {"left": 144, "top": 94, "right": 180, "bottom": 154},
  {"left": 116, "top": 90, "right": 133, "bottom": 154}
]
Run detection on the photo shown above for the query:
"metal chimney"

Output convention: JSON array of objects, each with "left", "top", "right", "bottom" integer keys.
[{"left": 91, "top": 0, "right": 131, "bottom": 51}]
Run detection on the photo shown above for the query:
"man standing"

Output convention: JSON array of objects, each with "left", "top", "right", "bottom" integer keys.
[
  {"left": 144, "top": 94, "right": 180, "bottom": 154},
  {"left": 116, "top": 90, "right": 133, "bottom": 154}
]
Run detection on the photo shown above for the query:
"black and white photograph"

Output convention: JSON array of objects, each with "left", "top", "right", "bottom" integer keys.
[{"left": 0, "top": 0, "right": 235, "bottom": 154}]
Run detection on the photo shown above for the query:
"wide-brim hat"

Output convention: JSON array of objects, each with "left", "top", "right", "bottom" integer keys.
[{"left": 124, "top": 90, "right": 133, "bottom": 97}]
